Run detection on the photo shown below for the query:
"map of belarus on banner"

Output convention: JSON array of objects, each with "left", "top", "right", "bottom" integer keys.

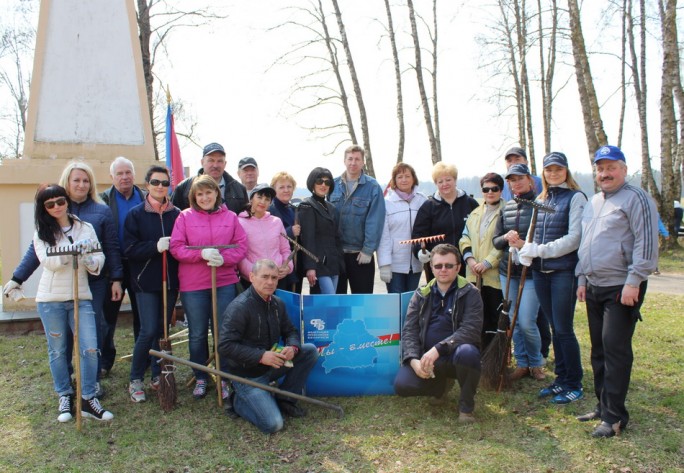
[{"left": 303, "top": 293, "right": 401, "bottom": 396}]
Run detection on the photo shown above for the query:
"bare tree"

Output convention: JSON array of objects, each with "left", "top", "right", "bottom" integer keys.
[
  {"left": 383, "top": 0, "right": 405, "bottom": 163},
  {"left": 537, "top": 0, "right": 558, "bottom": 155},
  {"left": 567, "top": 0, "right": 609, "bottom": 176},
  {"left": 407, "top": 0, "right": 441, "bottom": 164}
]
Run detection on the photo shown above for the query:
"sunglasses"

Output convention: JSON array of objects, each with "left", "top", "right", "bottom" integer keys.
[
  {"left": 432, "top": 263, "right": 457, "bottom": 270},
  {"left": 482, "top": 186, "right": 501, "bottom": 193},
  {"left": 315, "top": 178, "right": 332, "bottom": 186},
  {"left": 149, "top": 179, "right": 171, "bottom": 187},
  {"left": 44, "top": 197, "right": 67, "bottom": 210}
]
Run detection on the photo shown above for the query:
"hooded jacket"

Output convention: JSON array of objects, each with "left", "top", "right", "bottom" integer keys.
[
  {"left": 401, "top": 276, "right": 483, "bottom": 365},
  {"left": 236, "top": 211, "right": 292, "bottom": 279}
]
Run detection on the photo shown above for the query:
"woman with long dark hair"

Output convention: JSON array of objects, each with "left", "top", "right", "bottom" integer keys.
[{"left": 33, "top": 184, "right": 113, "bottom": 422}]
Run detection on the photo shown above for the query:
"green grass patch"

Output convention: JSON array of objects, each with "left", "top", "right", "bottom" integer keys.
[
  {"left": 658, "top": 243, "right": 684, "bottom": 273},
  {"left": 1, "top": 295, "right": 683, "bottom": 472}
]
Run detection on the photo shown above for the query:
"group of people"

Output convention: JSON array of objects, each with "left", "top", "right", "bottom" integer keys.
[{"left": 2, "top": 141, "right": 658, "bottom": 438}]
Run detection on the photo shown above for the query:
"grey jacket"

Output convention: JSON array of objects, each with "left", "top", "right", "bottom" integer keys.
[{"left": 576, "top": 183, "right": 658, "bottom": 287}]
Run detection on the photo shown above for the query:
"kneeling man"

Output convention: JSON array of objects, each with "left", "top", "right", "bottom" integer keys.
[
  {"left": 218, "top": 259, "right": 319, "bottom": 433},
  {"left": 394, "top": 244, "right": 483, "bottom": 422}
]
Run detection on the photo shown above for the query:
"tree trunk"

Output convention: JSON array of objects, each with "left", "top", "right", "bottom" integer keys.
[
  {"left": 431, "top": 0, "right": 442, "bottom": 161},
  {"left": 383, "top": 0, "right": 405, "bottom": 163},
  {"left": 537, "top": 0, "right": 557, "bottom": 155},
  {"left": 330, "top": 0, "right": 375, "bottom": 177},
  {"left": 136, "top": 0, "right": 158, "bottom": 160},
  {"left": 407, "top": 0, "right": 441, "bottom": 164}
]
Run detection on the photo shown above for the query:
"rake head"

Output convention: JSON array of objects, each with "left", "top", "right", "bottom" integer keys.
[
  {"left": 513, "top": 197, "right": 556, "bottom": 213},
  {"left": 398, "top": 234, "right": 446, "bottom": 245}
]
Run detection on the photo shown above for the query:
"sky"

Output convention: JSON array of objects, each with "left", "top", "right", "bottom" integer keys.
[{"left": 0, "top": 0, "right": 664, "bottom": 190}]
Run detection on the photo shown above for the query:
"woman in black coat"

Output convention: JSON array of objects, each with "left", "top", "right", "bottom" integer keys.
[{"left": 298, "top": 167, "right": 344, "bottom": 294}]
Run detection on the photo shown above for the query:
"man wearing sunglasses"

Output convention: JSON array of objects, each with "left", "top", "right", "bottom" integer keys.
[
  {"left": 394, "top": 244, "right": 483, "bottom": 423},
  {"left": 99, "top": 157, "right": 146, "bottom": 375}
]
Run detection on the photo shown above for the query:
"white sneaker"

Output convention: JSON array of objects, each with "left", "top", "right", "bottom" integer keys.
[
  {"left": 129, "top": 379, "right": 146, "bottom": 403},
  {"left": 57, "top": 394, "right": 73, "bottom": 422}
]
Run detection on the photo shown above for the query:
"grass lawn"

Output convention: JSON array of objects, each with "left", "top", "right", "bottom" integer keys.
[{"left": 1, "top": 293, "right": 683, "bottom": 473}]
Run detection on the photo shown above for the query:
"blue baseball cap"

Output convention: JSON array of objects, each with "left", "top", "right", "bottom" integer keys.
[
  {"left": 505, "top": 163, "right": 531, "bottom": 179},
  {"left": 543, "top": 152, "right": 568, "bottom": 168},
  {"left": 593, "top": 145, "right": 625, "bottom": 163},
  {"left": 203, "top": 142, "right": 225, "bottom": 157}
]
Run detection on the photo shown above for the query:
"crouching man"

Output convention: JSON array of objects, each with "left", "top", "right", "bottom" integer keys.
[
  {"left": 394, "top": 244, "right": 483, "bottom": 423},
  {"left": 218, "top": 259, "right": 319, "bottom": 433}
]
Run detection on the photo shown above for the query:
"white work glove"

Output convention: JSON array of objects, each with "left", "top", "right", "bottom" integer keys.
[
  {"left": 356, "top": 252, "right": 372, "bottom": 265},
  {"left": 73, "top": 239, "right": 95, "bottom": 255},
  {"left": 207, "top": 253, "right": 224, "bottom": 267},
  {"left": 157, "top": 236, "right": 171, "bottom": 253},
  {"left": 510, "top": 247, "right": 521, "bottom": 265},
  {"left": 519, "top": 242, "right": 539, "bottom": 259},
  {"left": 81, "top": 254, "right": 98, "bottom": 271},
  {"left": 417, "top": 249, "right": 431, "bottom": 264},
  {"left": 379, "top": 265, "right": 392, "bottom": 283},
  {"left": 516, "top": 246, "right": 532, "bottom": 267},
  {"left": 3, "top": 280, "right": 24, "bottom": 301},
  {"left": 201, "top": 248, "right": 220, "bottom": 261}
]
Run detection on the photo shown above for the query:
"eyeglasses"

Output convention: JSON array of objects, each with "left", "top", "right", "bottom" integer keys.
[
  {"left": 44, "top": 197, "right": 67, "bottom": 210},
  {"left": 315, "top": 178, "right": 332, "bottom": 186},
  {"left": 432, "top": 263, "right": 457, "bottom": 270},
  {"left": 482, "top": 186, "right": 501, "bottom": 193},
  {"left": 149, "top": 179, "right": 171, "bottom": 187}
]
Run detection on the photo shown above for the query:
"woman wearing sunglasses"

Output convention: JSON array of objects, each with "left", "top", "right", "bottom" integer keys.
[
  {"left": 459, "top": 172, "right": 505, "bottom": 348},
  {"left": 123, "top": 166, "right": 181, "bottom": 403},
  {"left": 518, "top": 152, "right": 587, "bottom": 404},
  {"left": 298, "top": 167, "right": 344, "bottom": 294},
  {"left": 33, "top": 184, "right": 113, "bottom": 422},
  {"left": 377, "top": 163, "right": 428, "bottom": 293}
]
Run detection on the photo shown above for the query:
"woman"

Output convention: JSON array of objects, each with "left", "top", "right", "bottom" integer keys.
[
  {"left": 268, "top": 172, "right": 302, "bottom": 292},
  {"left": 298, "top": 167, "right": 344, "bottom": 294},
  {"left": 237, "top": 184, "right": 293, "bottom": 287},
  {"left": 459, "top": 172, "right": 505, "bottom": 348},
  {"left": 492, "top": 163, "right": 544, "bottom": 381},
  {"left": 412, "top": 162, "right": 479, "bottom": 280},
  {"left": 170, "top": 175, "right": 247, "bottom": 399},
  {"left": 58, "top": 161, "right": 123, "bottom": 396},
  {"left": 518, "top": 152, "right": 587, "bottom": 403},
  {"left": 33, "top": 184, "right": 113, "bottom": 422},
  {"left": 377, "top": 163, "right": 428, "bottom": 293},
  {"left": 123, "top": 166, "right": 181, "bottom": 403}
]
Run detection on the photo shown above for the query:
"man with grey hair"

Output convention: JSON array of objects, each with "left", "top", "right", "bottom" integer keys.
[
  {"left": 575, "top": 145, "right": 658, "bottom": 438},
  {"left": 218, "top": 259, "right": 319, "bottom": 434},
  {"left": 99, "top": 156, "right": 146, "bottom": 375}
]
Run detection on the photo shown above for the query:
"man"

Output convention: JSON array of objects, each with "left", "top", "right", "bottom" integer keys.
[
  {"left": 576, "top": 145, "right": 658, "bottom": 438},
  {"left": 172, "top": 142, "right": 248, "bottom": 214},
  {"left": 99, "top": 156, "right": 146, "bottom": 374},
  {"left": 501, "top": 147, "right": 543, "bottom": 201},
  {"left": 218, "top": 259, "right": 319, "bottom": 434},
  {"left": 328, "top": 144, "right": 385, "bottom": 294},
  {"left": 394, "top": 244, "right": 483, "bottom": 423},
  {"left": 237, "top": 157, "right": 259, "bottom": 192}
]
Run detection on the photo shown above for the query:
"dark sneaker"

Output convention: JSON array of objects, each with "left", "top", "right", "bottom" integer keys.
[
  {"left": 591, "top": 421, "right": 620, "bottom": 438},
  {"left": 458, "top": 411, "right": 476, "bottom": 424},
  {"left": 57, "top": 394, "right": 73, "bottom": 423},
  {"left": 193, "top": 379, "right": 207, "bottom": 399},
  {"left": 539, "top": 383, "right": 564, "bottom": 398},
  {"left": 577, "top": 409, "right": 601, "bottom": 422},
  {"left": 81, "top": 397, "right": 114, "bottom": 421},
  {"left": 551, "top": 389, "right": 584, "bottom": 404},
  {"left": 278, "top": 400, "right": 307, "bottom": 418}
]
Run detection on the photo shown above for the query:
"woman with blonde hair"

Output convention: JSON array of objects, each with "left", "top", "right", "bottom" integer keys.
[
  {"left": 377, "top": 163, "right": 428, "bottom": 293},
  {"left": 269, "top": 172, "right": 301, "bottom": 292}
]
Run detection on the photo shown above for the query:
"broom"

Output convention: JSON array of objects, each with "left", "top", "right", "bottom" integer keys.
[
  {"left": 480, "top": 252, "right": 513, "bottom": 390},
  {"left": 157, "top": 250, "right": 177, "bottom": 411}
]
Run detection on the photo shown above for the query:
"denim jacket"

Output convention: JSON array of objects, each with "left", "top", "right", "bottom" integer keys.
[{"left": 328, "top": 172, "right": 385, "bottom": 255}]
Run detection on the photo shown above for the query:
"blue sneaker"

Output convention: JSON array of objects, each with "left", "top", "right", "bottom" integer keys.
[
  {"left": 538, "top": 383, "right": 564, "bottom": 398},
  {"left": 551, "top": 389, "right": 584, "bottom": 404}
]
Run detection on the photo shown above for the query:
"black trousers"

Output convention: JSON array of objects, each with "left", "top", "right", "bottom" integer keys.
[
  {"left": 585, "top": 281, "right": 646, "bottom": 427},
  {"left": 336, "top": 253, "right": 376, "bottom": 294}
]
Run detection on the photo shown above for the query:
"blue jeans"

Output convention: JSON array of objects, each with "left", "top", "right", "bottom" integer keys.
[
  {"left": 317, "top": 276, "right": 339, "bottom": 294},
  {"left": 37, "top": 300, "right": 99, "bottom": 399},
  {"left": 181, "top": 284, "right": 236, "bottom": 381},
  {"left": 130, "top": 290, "right": 178, "bottom": 381},
  {"left": 231, "top": 344, "right": 319, "bottom": 433},
  {"left": 386, "top": 271, "right": 422, "bottom": 294},
  {"left": 534, "top": 270, "right": 583, "bottom": 390},
  {"left": 500, "top": 274, "right": 542, "bottom": 368}
]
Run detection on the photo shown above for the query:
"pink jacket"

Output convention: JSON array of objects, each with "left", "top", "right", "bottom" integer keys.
[
  {"left": 170, "top": 205, "right": 247, "bottom": 292},
  {"left": 237, "top": 211, "right": 292, "bottom": 278}
]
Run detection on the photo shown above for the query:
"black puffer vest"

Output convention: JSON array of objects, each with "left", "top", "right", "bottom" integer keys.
[
  {"left": 493, "top": 190, "right": 536, "bottom": 279},
  {"left": 532, "top": 187, "right": 579, "bottom": 272}
]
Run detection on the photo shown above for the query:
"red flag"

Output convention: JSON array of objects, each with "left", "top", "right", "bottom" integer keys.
[{"left": 165, "top": 103, "right": 185, "bottom": 189}]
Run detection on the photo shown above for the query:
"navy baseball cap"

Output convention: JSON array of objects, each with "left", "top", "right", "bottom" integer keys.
[
  {"left": 593, "top": 145, "right": 625, "bottom": 163},
  {"left": 543, "top": 152, "right": 568, "bottom": 168},
  {"left": 505, "top": 147, "right": 527, "bottom": 160},
  {"left": 203, "top": 142, "right": 225, "bottom": 157},
  {"left": 248, "top": 183, "right": 275, "bottom": 200},
  {"left": 238, "top": 157, "right": 258, "bottom": 170},
  {"left": 505, "top": 163, "right": 531, "bottom": 178}
]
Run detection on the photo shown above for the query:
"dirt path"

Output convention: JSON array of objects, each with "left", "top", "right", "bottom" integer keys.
[{"left": 645, "top": 272, "right": 684, "bottom": 295}]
